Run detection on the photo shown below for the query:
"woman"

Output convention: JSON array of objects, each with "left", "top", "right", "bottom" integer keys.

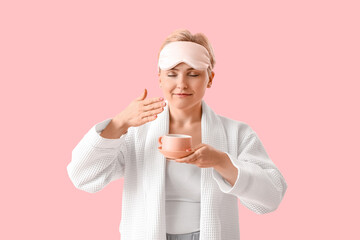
[{"left": 67, "top": 29, "right": 287, "bottom": 240}]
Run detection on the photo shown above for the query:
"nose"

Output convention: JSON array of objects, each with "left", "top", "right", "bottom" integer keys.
[{"left": 176, "top": 74, "right": 188, "bottom": 89}]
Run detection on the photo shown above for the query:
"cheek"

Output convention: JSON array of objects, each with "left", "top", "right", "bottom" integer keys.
[
  {"left": 195, "top": 80, "right": 208, "bottom": 89},
  {"left": 162, "top": 82, "right": 171, "bottom": 89},
  {"left": 162, "top": 80, "right": 176, "bottom": 88}
]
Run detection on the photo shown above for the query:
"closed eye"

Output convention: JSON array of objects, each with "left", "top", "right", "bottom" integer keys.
[{"left": 167, "top": 75, "right": 199, "bottom": 77}]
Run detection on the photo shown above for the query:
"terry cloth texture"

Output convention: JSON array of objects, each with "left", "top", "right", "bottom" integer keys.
[{"left": 67, "top": 99, "right": 287, "bottom": 240}]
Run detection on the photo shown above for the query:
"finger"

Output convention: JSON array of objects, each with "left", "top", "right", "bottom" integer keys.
[
  {"left": 186, "top": 156, "right": 198, "bottom": 163},
  {"left": 174, "top": 155, "right": 189, "bottom": 162},
  {"left": 190, "top": 143, "right": 206, "bottom": 152},
  {"left": 176, "top": 157, "right": 196, "bottom": 164},
  {"left": 176, "top": 152, "right": 197, "bottom": 163},
  {"left": 135, "top": 88, "right": 147, "bottom": 101},
  {"left": 144, "top": 101, "right": 166, "bottom": 111},
  {"left": 175, "top": 157, "right": 190, "bottom": 163},
  {"left": 141, "top": 107, "right": 164, "bottom": 119},
  {"left": 142, "top": 114, "right": 157, "bottom": 124},
  {"left": 143, "top": 96, "right": 164, "bottom": 106}
]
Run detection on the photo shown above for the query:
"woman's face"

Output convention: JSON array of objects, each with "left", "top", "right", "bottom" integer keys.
[{"left": 158, "top": 62, "right": 214, "bottom": 110}]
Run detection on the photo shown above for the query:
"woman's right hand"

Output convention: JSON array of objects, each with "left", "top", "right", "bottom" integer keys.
[{"left": 113, "top": 89, "right": 166, "bottom": 128}]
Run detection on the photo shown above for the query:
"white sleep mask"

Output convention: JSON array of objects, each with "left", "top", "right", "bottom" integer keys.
[{"left": 158, "top": 41, "right": 211, "bottom": 73}]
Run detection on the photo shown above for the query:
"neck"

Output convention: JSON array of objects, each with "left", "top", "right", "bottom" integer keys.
[{"left": 168, "top": 101, "right": 202, "bottom": 127}]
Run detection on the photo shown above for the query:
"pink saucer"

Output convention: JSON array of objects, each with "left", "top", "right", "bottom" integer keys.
[{"left": 158, "top": 146, "right": 194, "bottom": 159}]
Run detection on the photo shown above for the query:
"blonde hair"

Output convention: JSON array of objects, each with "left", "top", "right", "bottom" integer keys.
[{"left": 158, "top": 29, "right": 216, "bottom": 78}]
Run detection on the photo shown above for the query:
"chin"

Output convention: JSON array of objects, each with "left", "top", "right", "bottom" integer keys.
[{"left": 171, "top": 97, "right": 201, "bottom": 108}]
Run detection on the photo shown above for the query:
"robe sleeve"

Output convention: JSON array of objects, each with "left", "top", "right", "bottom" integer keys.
[
  {"left": 67, "top": 118, "right": 128, "bottom": 193},
  {"left": 212, "top": 131, "right": 287, "bottom": 214}
]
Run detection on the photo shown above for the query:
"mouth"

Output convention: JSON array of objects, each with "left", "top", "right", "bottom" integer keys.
[{"left": 174, "top": 93, "right": 192, "bottom": 96}]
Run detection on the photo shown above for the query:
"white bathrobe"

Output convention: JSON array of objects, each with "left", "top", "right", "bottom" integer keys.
[{"left": 67, "top": 99, "right": 287, "bottom": 240}]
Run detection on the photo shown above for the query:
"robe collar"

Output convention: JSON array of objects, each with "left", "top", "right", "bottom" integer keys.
[{"left": 143, "top": 99, "right": 228, "bottom": 239}]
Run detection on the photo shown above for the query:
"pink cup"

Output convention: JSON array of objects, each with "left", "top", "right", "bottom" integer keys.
[{"left": 158, "top": 134, "right": 192, "bottom": 152}]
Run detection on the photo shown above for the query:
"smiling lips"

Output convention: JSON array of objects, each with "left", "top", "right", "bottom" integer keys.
[{"left": 174, "top": 93, "right": 192, "bottom": 97}]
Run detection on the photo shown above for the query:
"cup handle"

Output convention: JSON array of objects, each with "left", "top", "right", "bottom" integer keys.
[{"left": 158, "top": 136, "right": 163, "bottom": 145}]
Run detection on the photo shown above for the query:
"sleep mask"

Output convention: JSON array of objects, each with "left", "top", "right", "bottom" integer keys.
[{"left": 158, "top": 41, "right": 211, "bottom": 73}]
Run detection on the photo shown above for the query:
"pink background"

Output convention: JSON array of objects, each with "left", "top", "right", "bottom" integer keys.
[{"left": 1, "top": 0, "right": 359, "bottom": 239}]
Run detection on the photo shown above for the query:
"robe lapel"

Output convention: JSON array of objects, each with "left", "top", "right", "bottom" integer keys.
[
  {"left": 199, "top": 100, "right": 228, "bottom": 240},
  {"left": 143, "top": 100, "right": 169, "bottom": 239},
  {"left": 143, "top": 99, "right": 228, "bottom": 240}
]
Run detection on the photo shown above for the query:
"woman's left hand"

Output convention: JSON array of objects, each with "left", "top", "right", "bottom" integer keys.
[{"left": 174, "top": 143, "right": 224, "bottom": 168}]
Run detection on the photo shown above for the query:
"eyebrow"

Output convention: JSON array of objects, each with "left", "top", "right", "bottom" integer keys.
[{"left": 170, "top": 67, "right": 195, "bottom": 71}]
